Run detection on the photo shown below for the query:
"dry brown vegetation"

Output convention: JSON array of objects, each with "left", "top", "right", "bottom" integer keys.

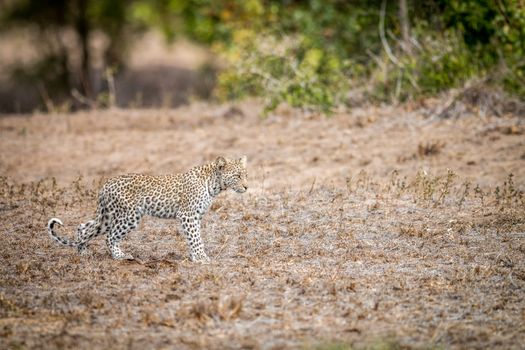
[{"left": 0, "top": 99, "right": 524, "bottom": 349}]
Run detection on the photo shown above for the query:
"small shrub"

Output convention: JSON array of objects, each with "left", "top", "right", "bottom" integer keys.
[
  {"left": 369, "top": 27, "right": 478, "bottom": 103},
  {"left": 216, "top": 31, "right": 349, "bottom": 114}
]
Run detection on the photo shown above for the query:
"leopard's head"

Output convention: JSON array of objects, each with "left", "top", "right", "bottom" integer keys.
[{"left": 215, "top": 156, "right": 248, "bottom": 193}]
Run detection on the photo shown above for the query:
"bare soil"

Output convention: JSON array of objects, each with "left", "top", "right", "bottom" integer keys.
[{"left": 0, "top": 100, "right": 524, "bottom": 349}]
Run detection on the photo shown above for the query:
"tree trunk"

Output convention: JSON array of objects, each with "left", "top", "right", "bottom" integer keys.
[
  {"left": 398, "top": 0, "right": 411, "bottom": 54},
  {"left": 76, "top": 0, "right": 92, "bottom": 98}
]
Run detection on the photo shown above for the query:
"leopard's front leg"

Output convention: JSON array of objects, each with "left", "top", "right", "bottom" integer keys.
[{"left": 180, "top": 215, "right": 210, "bottom": 262}]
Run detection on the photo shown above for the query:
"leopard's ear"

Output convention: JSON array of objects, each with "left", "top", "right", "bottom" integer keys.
[
  {"left": 215, "top": 156, "right": 227, "bottom": 170},
  {"left": 239, "top": 156, "right": 247, "bottom": 167}
]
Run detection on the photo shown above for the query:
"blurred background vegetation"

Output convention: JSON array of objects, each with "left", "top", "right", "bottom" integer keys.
[{"left": 0, "top": 0, "right": 523, "bottom": 113}]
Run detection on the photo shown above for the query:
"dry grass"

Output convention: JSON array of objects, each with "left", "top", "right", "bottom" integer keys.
[{"left": 0, "top": 100, "right": 524, "bottom": 349}]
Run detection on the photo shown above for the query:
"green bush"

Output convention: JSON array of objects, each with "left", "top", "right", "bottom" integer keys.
[
  {"left": 216, "top": 31, "right": 349, "bottom": 114},
  {"left": 212, "top": 0, "right": 525, "bottom": 112},
  {"left": 369, "top": 26, "right": 479, "bottom": 102}
]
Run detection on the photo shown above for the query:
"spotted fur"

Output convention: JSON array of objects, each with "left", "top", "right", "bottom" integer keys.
[{"left": 47, "top": 156, "right": 248, "bottom": 262}]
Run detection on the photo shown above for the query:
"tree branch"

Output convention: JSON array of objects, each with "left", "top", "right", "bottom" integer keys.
[{"left": 379, "top": 0, "right": 401, "bottom": 67}]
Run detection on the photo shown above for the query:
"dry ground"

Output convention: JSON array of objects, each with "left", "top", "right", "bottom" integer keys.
[{"left": 0, "top": 99, "right": 524, "bottom": 349}]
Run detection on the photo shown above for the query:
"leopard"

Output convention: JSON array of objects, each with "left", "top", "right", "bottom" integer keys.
[{"left": 47, "top": 156, "right": 248, "bottom": 262}]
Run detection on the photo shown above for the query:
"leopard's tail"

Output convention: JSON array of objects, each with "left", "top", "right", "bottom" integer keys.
[{"left": 47, "top": 218, "right": 79, "bottom": 247}]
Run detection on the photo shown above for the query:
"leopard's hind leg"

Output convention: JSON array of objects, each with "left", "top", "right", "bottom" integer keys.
[
  {"left": 75, "top": 210, "right": 110, "bottom": 255},
  {"left": 106, "top": 209, "right": 142, "bottom": 260},
  {"left": 76, "top": 220, "right": 96, "bottom": 255}
]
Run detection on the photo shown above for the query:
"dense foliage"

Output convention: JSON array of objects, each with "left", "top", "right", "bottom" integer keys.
[{"left": 1, "top": 0, "right": 523, "bottom": 112}]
